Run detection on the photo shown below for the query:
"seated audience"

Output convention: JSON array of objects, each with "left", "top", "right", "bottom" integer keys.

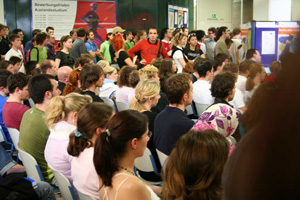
[
  {"left": 245, "top": 63, "right": 265, "bottom": 104},
  {"left": 0, "top": 70, "right": 12, "bottom": 139},
  {"left": 154, "top": 73, "right": 194, "bottom": 156},
  {"left": 236, "top": 60, "right": 252, "bottom": 95},
  {"left": 150, "top": 58, "right": 163, "bottom": 69},
  {"left": 116, "top": 66, "right": 138, "bottom": 104},
  {"left": 74, "top": 54, "right": 93, "bottom": 69},
  {"left": 264, "top": 61, "right": 281, "bottom": 82},
  {"left": 9, "top": 56, "right": 22, "bottom": 73},
  {"left": 171, "top": 32, "right": 188, "bottom": 73},
  {"left": 213, "top": 53, "right": 228, "bottom": 76},
  {"left": 159, "top": 58, "right": 176, "bottom": 92},
  {"left": 97, "top": 60, "right": 110, "bottom": 69},
  {"left": 78, "top": 63, "right": 104, "bottom": 102},
  {"left": 63, "top": 68, "right": 81, "bottom": 96},
  {"left": 99, "top": 66, "right": 118, "bottom": 100},
  {"left": 246, "top": 48, "right": 261, "bottom": 63},
  {"left": 112, "top": 34, "right": 137, "bottom": 69},
  {"left": 162, "top": 129, "right": 229, "bottom": 200},
  {"left": 3, "top": 73, "right": 30, "bottom": 130},
  {"left": 129, "top": 79, "right": 162, "bottom": 181},
  {"left": 25, "top": 61, "right": 39, "bottom": 76},
  {"left": 0, "top": 60, "right": 14, "bottom": 73},
  {"left": 40, "top": 59, "right": 58, "bottom": 76},
  {"left": 193, "top": 61, "right": 214, "bottom": 107},
  {"left": 55, "top": 35, "right": 75, "bottom": 68},
  {"left": 223, "top": 63, "right": 247, "bottom": 113},
  {"left": 44, "top": 93, "right": 92, "bottom": 185},
  {"left": 57, "top": 66, "right": 72, "bottom": 93},
  {"left": 94, "top": 110, "right": 160, "bottom": 200},
  {"left": 195, "top": 71, "right": 240, "bottom": 145},
  {"left": 68, "top": 103, "right": 113, "bottom": 199},
  {"left": 19, "top": 74, "right": 61, "bottom": 183},
  {"left": 30, "top": 32, "right": 48, "bottom": 65}
]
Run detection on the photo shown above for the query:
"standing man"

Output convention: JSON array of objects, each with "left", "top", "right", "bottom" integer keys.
[
  {"left": 85, "top": 30, "right": 101, "bottom": 63},
  {"left": 12, "top": 29, "right": 25, "bottom": 61},
  {"left": 100, "top": 32, "right": 113, "bottom": 64},
  {"left": 128, "top": 27, "right": 169, "bottom": 65},
  {"left": 40, "top": 60, "right": 58, "bottom": 77},
  {"left": 230, "top": 28, "right": 244, "bottom": 64},
  {"left": 46, "top": 26, "right": 54, "bottom": 35},
  {"left": 160, "top": 28, "right": 172, "bottom": 56},
  {"left": 57, "top": 66, "right": 72, "bottom": 93},
  {"left": 70, "top": 28, "right": 89, "bottom": 60},
  {"left": 24, "top": 29, "right": 41, "bottom": 55},
  {"left": 5, "top": 34, "right": 24, "bottom": 73},
  {"left": 0, "top": 24, "right": 10, "bottom": 60},
  {"left": 70, "top": 29, "right": 78, "bottom": 43},
  {"left": 246, "top": 48, "right": 261, "bottom": 63},
  {"left": 215, "top": 26, "right": 231, "bottom": 59},
  {"left": 45, "top": 34, "right": 56, "bottom": 60},
  {"left": 204, "top": 27, "right": 216, "bottom": 62}
]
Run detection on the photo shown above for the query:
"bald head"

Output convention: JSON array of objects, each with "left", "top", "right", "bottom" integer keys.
[{"left": 57, "top": 66, "right": 72, "bottom": 83}]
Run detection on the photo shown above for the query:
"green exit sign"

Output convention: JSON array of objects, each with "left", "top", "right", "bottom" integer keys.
[{"left": 212, "top": 14, "right": 217, "bottom": 19}]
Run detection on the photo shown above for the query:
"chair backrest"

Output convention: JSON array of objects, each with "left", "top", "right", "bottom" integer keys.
[
  {"left": 53, "top": 170, "right": 77, "bottom": 200},
  {"left": 77, "top": 191, "right": 97, "bottom": 200},
  {"left": 116, "top": 101, "right": 129, "bottom": 111},
  {"left": 18, "top": 148, "right": 44, "bottom": 182},
  {"left": 195, "top": 103, "right": 210, "bottom": 116},
  {"left": 185, "top": 104, "right": 194, "bottom": 115},
  {"left": 135, "top": 147, "right": 160, "bottom": 176},
  {"left": 156, "top": 149, "right": 168, "bottom": 168},
  {"left": 102, "top": 97, "right": 118, "bottom": 113},
  {"left": 7, "top": 128, "right": 20, "bottom": 151},
  {"left": 0, "top": 125, "right": 14, "bottom": 157}
]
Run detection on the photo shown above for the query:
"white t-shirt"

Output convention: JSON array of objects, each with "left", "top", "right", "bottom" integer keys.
[
  {"left": 172, "top": 46, "right": 187, "bottom": 73},
  {"left": 5, "top": 48, "right": 25, "bottom": 73},
  {"left": 245, "top": 85, "right": 258, "bottom": 104},
  {"left": 193, "top": 79, "right": 214, "bottom": 105},
  {"left": 229, "top": 88, "right": 245, "bottom": 113},
  {"left": 236, "top": 75, "right": 247, "bottom": 95},
  {"left": 230, "top": 38, "right": 244, "bottom": 64},
  {"left": 198, "top": 41, "right": 206, "bottom": 54},
  {"left": 116, "top": 86, "right": 135, "bottom": 104}
]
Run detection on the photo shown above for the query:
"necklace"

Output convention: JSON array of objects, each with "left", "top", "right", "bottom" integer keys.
[{"left": 120, "top": 166, "right": 135, "bottom": 176}]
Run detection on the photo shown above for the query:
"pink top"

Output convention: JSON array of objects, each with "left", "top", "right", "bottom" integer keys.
[
  {"left": 44, "top": 121, "right": 76, "bottom": 184},
  {"left": 2, "top": 102, "right": 29, "bottom": 130},
  {"left": 71, "top": 147, "right": 100, "bottom": 199},
  {"left": 116, "top": 86, "right": 135, "bottom": 104}
]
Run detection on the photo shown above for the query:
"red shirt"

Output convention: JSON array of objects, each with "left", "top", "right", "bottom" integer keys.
[
  {"left": 264, "top": 73, "right": 276, "bottom": 82},
  {"left": 3, "top": 102, "right": 29, "bottom": 130},
  {"left": 128, "top": 39, "right": 169, "bottom": 65},
  {"left": 162, "top": 40, "right": 172, "bottom": 55}
]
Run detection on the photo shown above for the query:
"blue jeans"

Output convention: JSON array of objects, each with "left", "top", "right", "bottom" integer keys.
[
  {"left": 0, "top": 143, "right": 16, "bottom": 176},
  {"left": 35, "top": 182, "right": 56, "bottom": 200}
]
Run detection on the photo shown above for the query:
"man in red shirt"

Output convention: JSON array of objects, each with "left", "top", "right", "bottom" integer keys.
[{"left": 128, "top": 27, "right": 169, "bottom": 65}]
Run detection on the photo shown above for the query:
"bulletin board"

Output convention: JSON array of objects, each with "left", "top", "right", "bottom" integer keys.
[
  {"left": 168, "top": 3, "right": 189, "bottom": 30},
  {"left": 31, "top": 0, "right": 117, "bottom": 47}
]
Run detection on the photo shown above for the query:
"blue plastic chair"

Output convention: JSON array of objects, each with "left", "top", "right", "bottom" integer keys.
[{"left": 0, "top": 125, "right": 14, "bottom": 157}]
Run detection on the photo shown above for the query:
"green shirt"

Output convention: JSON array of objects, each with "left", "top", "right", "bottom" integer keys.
[
  {"left": 125, "top": 42, "right": 134, "bottom": 51},
  {"left": 19, "top": 107, "right": 53, "bottom": 183},
  {"left": 100, "top": 41, "right": 111, "bottom": 63},
  {"left": 30, "top": 46, "right": 48, "bottom": 65},
  {"left": 215, "top": 40, "right": 230, "bottom": 57}
]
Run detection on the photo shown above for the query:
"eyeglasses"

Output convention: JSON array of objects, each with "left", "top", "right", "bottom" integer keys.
[
  {"left": 208, "top": 32, "right": 213, "bottom": 34},
  {"left": 147, "top": 131, "right": 152, "bottom": 138}
]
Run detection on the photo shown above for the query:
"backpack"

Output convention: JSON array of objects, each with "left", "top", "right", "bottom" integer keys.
[{"left": 29, "top": 47, "right": 39, "bottom": 63}]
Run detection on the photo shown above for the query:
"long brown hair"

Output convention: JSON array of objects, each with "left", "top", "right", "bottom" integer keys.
[
  {"left": 245, "top": 63, "right": 263, "bottom": 91},
  {"left": 67, "top": 103, "right": 113, "bottom": 157},
  {"left": 162, "top": 129, "right": 229, "bottom": 200}
]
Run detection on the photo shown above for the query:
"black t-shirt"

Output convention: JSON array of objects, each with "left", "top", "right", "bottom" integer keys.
[
  {"left": 109, "top": 44, "right": 116, "bottom": 64},
  {"left": 151, "top": 91, "right": 168, "bottom": 114},
  {"left": 184, "top": 48, "right": 204, "bottom": 60},
  {"left": 0, "top": 38, "right": 10, "bottom": 56},
  {"left": 78, "top": 90, "right": 103, "bottom": 103},
  {"left": 56, "top": 51, "right": 75, "bottom": 68},
  {"left": 117, "top": 50, "right": 129, "bottom": 69}
]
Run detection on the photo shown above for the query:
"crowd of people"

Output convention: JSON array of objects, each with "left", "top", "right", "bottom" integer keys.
[{"left": 0, "top": 21, "right": 289, "bottom": 200}]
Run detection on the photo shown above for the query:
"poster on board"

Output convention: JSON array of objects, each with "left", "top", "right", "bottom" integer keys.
[
  {"left": 32, "top": 0, "right": 117, "bottom": 47},
  {"left": 277, "top": 25, "right": 300, "bottom": 59},
  {"left": 168, "top": 3, "right": 188, "bottom": 30}
]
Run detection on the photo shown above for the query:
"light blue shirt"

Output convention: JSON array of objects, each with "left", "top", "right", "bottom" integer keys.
[{"left": 85, "top": 40, "right": 98, "bottom": 63}]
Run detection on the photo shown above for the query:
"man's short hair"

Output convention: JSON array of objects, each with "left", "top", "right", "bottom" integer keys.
[
  {"left": 211, "top": 71, "right": 236, "bottom": 99},
  {"left": 147, "top": 27, "right": 158, "bottom": 34},
  {"left": 7, "top": 72, "right": 30, "bottom": 94},
  {"left": 195, "top": 61, "right": 213, "bottom": 78},
  {"left": 40, "top": 60, "right": 54, "bottom": 74},
  {"left": 239, "top": 60, "right": 253, "bottom": 74},
  {"left": 32, "top": 29, "right": 41, "bottom": 37},
  {"left": 36, "top": 32, "right": 48, "bottom": 45},
  {"left": 46, "top": 26, "right": 54, "bottom": 32},
  {"left": 165, "top": 73, "right": 192, "bottom": 104},
  {"left": 139, "top": 65, "right": 158, "bottom": 80},
  {"left": 8, "top": 34, "right": 20, "bottom": 45},
  {"left": 0, "top": 61, "right": 12, "bottom": 70},
  {"left": 86, "top": 30, "right": 93, "bottom": 37},
  {"left": 232, "top": 28, "right": 241, "bottom": 36},
  {"left": 9, "top": 56, "right": 22, "bottom": 65},
  {"left": 208, "top": 27, "right": 217, "bottom": 34},
  {"left": 0, "top": 70, "right": 13, "bottom": 88},
  {"left": 12, "top": 29, "right": 22, "bottom": 35},
  {"left": 223, "top": 63, "right": 239, "bottom": 74},
  {"left": 106, "top": 32, "right": 112, "bottom": 41},
  {"left": 70, "top": 29, "right": 77, "bottom": 36},
  {"left": 80, "top": 63, "right": 102, "bottom": 90},
  {"left": 214, "top": 53, "right": 228, "bottom": 71},
  {"left": 29, "top": 74, "right": 55, "bottom": 104},
  {"left": 0, "top": 24, "right": 5, "bottom": 31},
  {"left": 246, "top": 48, "right": 258, "bottom": 60},
  {"left": 25, "top": 61, "right": 38, "bottom": 76},
  {"left": 74, "top": 54, "right": 93, "bottom": 68},
  {"left": 160, "top": 27, "right": 169, "bottom": 40},
  {"left": 193, "top": 57, "right": 209, "bottom": 71},
  {"left": 77, "top": 28, "right": 86, "bottom": 37}
]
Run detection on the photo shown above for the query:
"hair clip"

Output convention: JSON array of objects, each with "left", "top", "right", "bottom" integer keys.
[
  {"left": 75, "top": 129, "right": 83, "bottom": 138},
  {"left": 106, "top": 129, "right": 111, "bottom": 137}
]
